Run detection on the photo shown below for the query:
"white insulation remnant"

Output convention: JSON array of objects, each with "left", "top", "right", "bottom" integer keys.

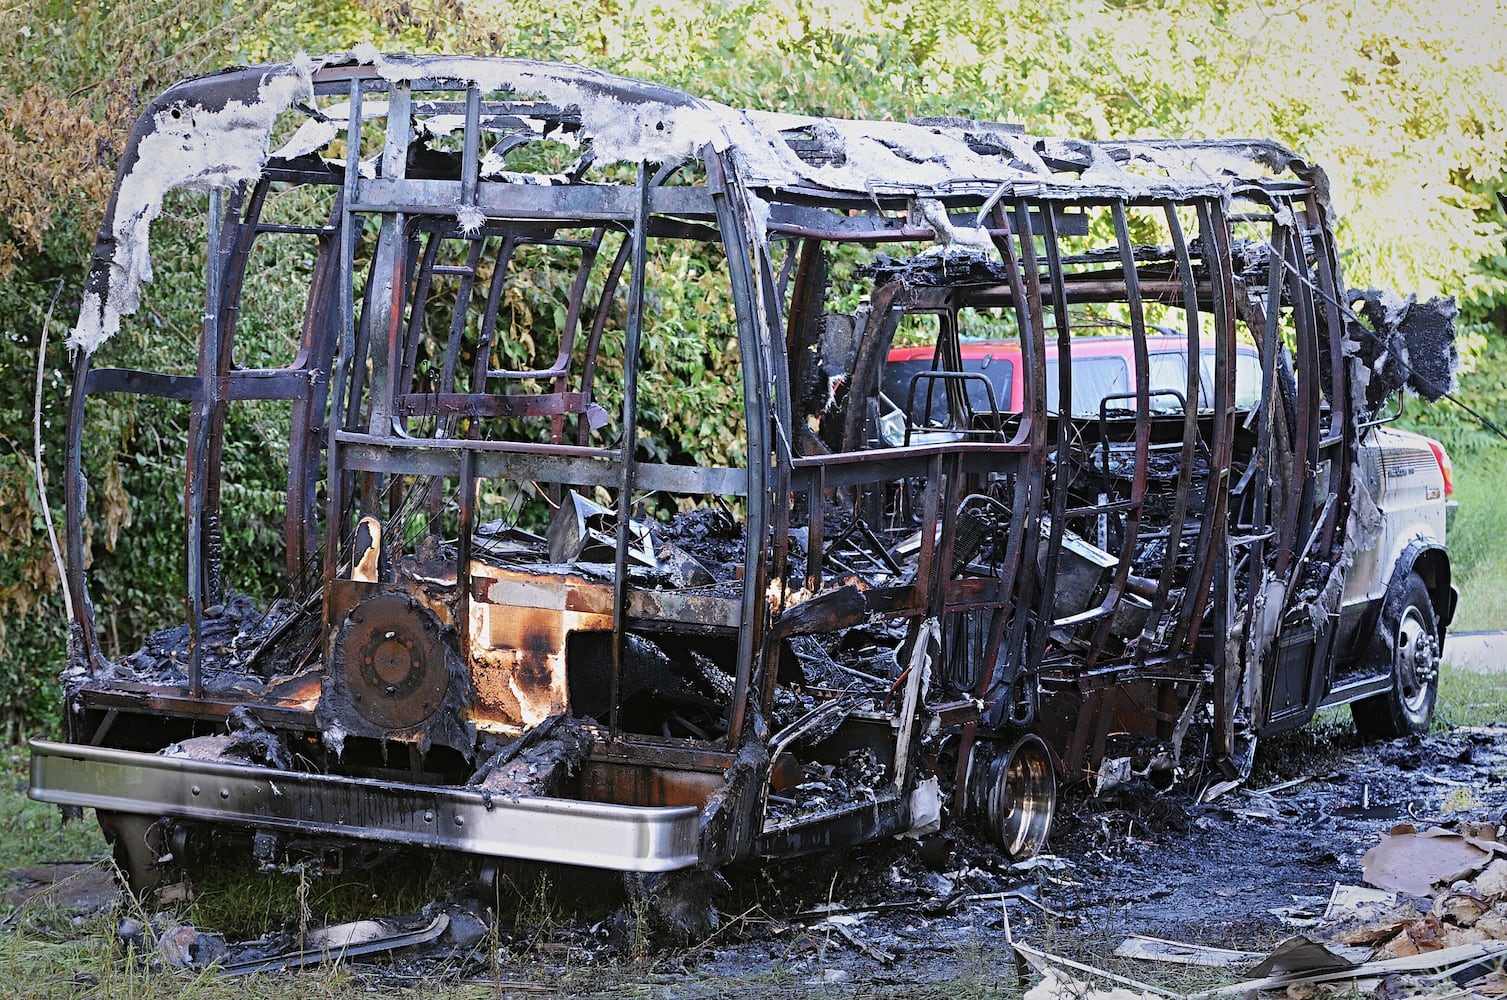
[{"left": 69, "top": 57, "right": 320, "bottom": 355}]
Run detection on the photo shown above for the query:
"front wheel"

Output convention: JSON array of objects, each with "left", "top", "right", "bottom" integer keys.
[{"left": 1352, "top": 571, "right": 1440, "bottom": 738}]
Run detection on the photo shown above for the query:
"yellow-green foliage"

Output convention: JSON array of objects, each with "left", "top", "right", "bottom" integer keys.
[{"left": 340, "top": 0, "right": 1507, "bottom": 297}]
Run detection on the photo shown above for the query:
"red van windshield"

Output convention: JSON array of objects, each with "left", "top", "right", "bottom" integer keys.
[
  {"left": 882, "top": 356, "right": 1014, "bottom": 424},
  {"left": 885, "top": 339, "right": 1261, "bottom": 419}
]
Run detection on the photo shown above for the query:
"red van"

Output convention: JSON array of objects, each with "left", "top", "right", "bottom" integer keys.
[{"left": 883, "top": 334, "right": 1263, "bottom": 428}]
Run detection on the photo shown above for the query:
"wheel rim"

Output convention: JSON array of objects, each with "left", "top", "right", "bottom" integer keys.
[
  {"left": 971, "top": 734, "right": 1056, "bottom": 859},
  {"left": 1395, "top": 604, "right": 1439, "bottom": 723}
]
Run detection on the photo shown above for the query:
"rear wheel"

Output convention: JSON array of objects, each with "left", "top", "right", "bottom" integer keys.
[{"left": 1352, "top": 571, "right": 1440, "bottom": 738}]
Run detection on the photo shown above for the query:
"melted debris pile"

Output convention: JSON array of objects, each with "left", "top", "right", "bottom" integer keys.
[
  {"left": 766, "top": 747, "right": 889, "bottom": 826},
  {"left": 470, "top": 491, "right": 747, "bottom": 592},
  {"left": 469, "top": 714, "right": 592, "bottom": 798},
  {"left": 115, "top": 593, "right": 311, "bottom": 690},
  {"left": 654, "top": 505, "right": 747, "bottom": 584},
  {"left": 116, "top": 904, "right": 489, "bottom": 975}
]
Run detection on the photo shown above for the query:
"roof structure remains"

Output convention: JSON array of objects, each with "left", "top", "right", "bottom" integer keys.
[{"left": 71, "top": 49, "right": 1325, "bottom": 354}]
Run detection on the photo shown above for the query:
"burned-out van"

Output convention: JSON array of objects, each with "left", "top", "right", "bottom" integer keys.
[{"left": 31, "top": 54, "right": 1455, "bottom": 899}]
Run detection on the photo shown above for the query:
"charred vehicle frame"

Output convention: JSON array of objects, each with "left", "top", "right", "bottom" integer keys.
[{"left": 31, "top": 53, "right": 1455, "bottom": 896}]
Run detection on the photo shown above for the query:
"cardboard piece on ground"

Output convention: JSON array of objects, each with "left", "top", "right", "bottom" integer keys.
[
  {"left": 1340, "top": 919, "right": 1416, "bottom": 947},
  {"left": 1362, "top": 825, "right": 1496, "bottom": 896},
  {"left": 1477, "top": 859, "right": 1507, "bottom": 899},
  {"left": 1024, "top": 970, "right": 1163, "bottom": 1000},
  {"left": 1324, "top": 883, "right": 1399, "bottom": 922},
  {"left": 1434, "top": 890, "right": 1492, "bottom": 927}
]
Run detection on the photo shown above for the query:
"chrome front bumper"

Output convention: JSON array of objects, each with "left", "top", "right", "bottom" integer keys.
[{"left": 29, "top": 739, "right": 699, "bottom": 872}]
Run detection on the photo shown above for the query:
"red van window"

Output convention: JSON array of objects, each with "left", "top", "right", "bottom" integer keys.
[{"left": 882, "top": 356, "right": 1014, "bottom": 425}]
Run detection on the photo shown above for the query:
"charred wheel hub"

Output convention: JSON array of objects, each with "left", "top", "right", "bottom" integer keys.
[{"left": 337, "top": 593, "right": 448, "bottom": 730}]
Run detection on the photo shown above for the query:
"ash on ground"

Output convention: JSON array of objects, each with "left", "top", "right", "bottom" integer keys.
[{"left": 9, "top": 725, "right": 1506, "bottom": 996}]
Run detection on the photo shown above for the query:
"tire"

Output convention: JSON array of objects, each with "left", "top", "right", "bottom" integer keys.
[
  {"left": 1352, "top": 571, "right": 1440, "bottom": 738},
  {"left": 96, "top": 810, "right": 170, "bottom": 898}
]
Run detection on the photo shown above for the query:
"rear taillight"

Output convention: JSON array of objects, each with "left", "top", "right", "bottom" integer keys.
[{"left": 1425, "top": 437, "right": 1454, "bottom": 497}]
